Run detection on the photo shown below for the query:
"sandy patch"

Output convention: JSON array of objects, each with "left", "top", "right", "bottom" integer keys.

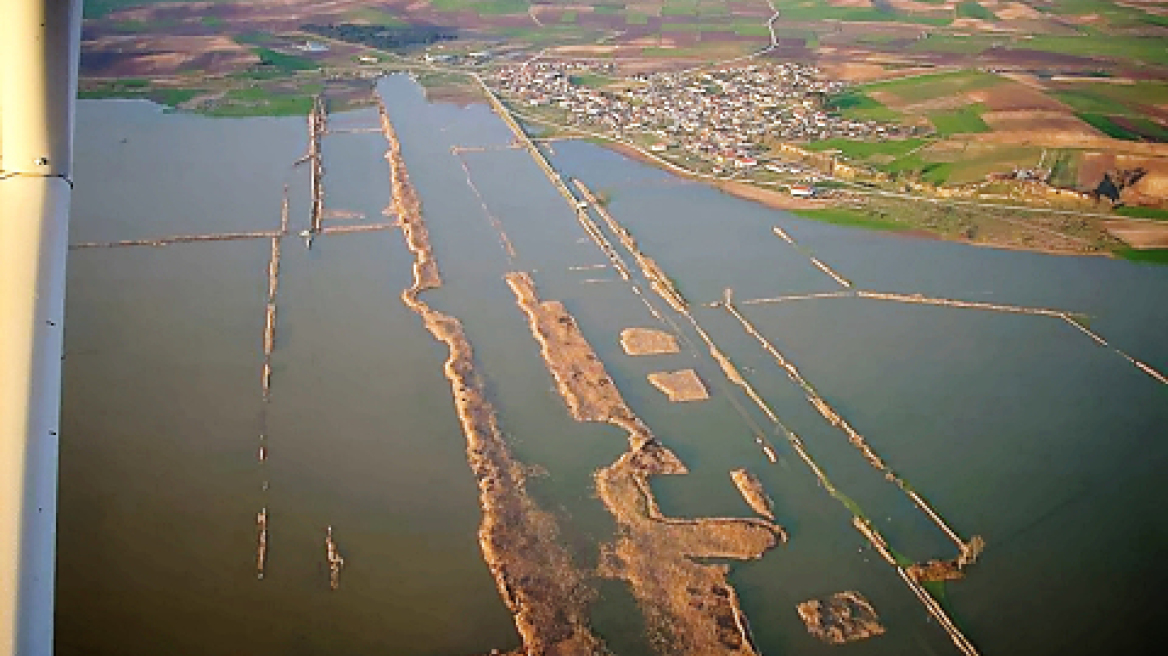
[
  {"left": 620, "top": 328, "right": 680, "bottom": 356},
  {"left": 712, "top": 179, "right": 837, "bottom": 211},
  {"left": 949, "top": 18, "right": 1002, "bottom": 30},
  {"left": 889, "top": 0, "right": 958, "bottom": 14},
  {"left": 819, "top": 62, "right": 892, "bottom": 82},
  {"left": 647, "top": 369, "right": 709, "bottom": 403},
  {"left": 995, "top": 2, "right": 1042, "bottom": 20}
]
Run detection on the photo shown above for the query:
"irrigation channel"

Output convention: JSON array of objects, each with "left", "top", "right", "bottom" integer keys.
[
  {"left": 754, "top": 227, "right": 1166, "bottom": 387},
  {"left": 478, "top": 74, "right": 983, "bottom": 655}
]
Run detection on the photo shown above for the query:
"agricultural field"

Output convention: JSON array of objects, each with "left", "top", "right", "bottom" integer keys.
[
  {"left": 77, "top": 1, "right": 1168, "bottom": 212},
  {"left": 80, "top": 1, "right": 1168, "bottom": 78}
]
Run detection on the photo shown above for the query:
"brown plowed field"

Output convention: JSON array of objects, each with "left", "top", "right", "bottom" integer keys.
[
  {"left": 1104, "top": 219, "right": 1168, "bottom": 248},
  {"left": 968, "top": 84, "right": 1074, "bottom": 111},
  {"left": 980, "top": 110, "right": 1101, "bottom": 137},
  {"left": 82, "top": 35, "right": 256, "bottom": 76}
]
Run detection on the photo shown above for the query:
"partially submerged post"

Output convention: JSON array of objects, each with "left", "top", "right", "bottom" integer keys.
[
  {"left": 256, "top": 508, "right": 268, "bottom": 580},
  {"left": 326, "top": 526, "right": 344, "bottom": 590}
]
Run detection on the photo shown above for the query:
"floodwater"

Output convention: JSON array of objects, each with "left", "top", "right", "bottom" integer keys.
[{"left": 58, "top": 77, "right": 1168, "bottom": 656}]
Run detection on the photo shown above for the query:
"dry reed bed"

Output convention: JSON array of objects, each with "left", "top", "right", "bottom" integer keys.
[{"left": 380, "top": 102, "right": 605, "bottom": 656}]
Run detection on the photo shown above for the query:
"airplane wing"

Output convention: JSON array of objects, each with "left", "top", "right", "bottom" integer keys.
[{"left": 0, "top": 1, "right": 82, "bottom": 653}]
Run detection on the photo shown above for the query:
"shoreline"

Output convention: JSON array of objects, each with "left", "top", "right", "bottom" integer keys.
[
  {"left": 523, "top": 117, "right": 1133, "bottom": 259},
  {"left": 598, "top": 141, "right": 832, "bottom": 212}
]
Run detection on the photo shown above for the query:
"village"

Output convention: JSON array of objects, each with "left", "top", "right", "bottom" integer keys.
[{"left": 494, "top": 61, "right": 922, "bottom": 180}]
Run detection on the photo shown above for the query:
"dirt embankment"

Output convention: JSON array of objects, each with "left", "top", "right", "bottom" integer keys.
[
  {"left": 506, "top": 272, "right": 787, "bottom": 655},
  {"left": 730, "top": 469, "right": 774, "bottom": 521},
  {"left": 381, "top": 104, "right": 605, "bottom": 656},
  {"left": 506, "top": 271, "right": 653, "bottom": 447}
]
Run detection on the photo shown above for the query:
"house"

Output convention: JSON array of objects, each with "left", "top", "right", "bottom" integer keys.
[{"left": 789, "top": 184, "right": 816, "bottom": 198}]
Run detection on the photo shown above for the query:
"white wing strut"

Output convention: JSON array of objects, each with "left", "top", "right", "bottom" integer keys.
[{"left": 0, "top": 1, "right": 82, "bottom": 653}]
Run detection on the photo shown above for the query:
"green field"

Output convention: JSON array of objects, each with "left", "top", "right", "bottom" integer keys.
[
  {"left": 956, "top": 1, "right": 994, "bottom": 20},
  {"left": 826, "top": 91, "right": 901, "bottom": 122},
  {"left": 79, "top": 84, "right": 203, "bottom": 108},
  {"left": 431, "top": 0, "right": 531, "bottom": 14},
  {"left": 209, "top": 88, "right": 314, "bottom": 116},
  {"left": 885, "top": 155, "right": 953, "bottom": 185},
  {"left": 924, "top": 144, "right": 1044, "bottom": 186},
  {"left": 1115, "top": 248, "right": 1168, "bottom": 264},
  {"left": 862, "top": 70, "right": 1002, "bottom": 103},
  {"left": 345, "top": 8, "right": 409, "bottom": 26},
  {"left": 1047, "top": 150, "right": 1082, "bottom": 189},
  {"left": 928, "top": 104, "right": 990, "bottom": 136},
  {"left": 253, "top": 48, "right": 318, "bottom": 72},
  {"left": 1116, "top": 206, "right": 1168, "bottom": 220},
  {"left": 569, "top": 73, "right": 614, "bottom": 88},
  {"left": 1020, "top": 35, "right": 1168, "bottom": 67},
  {"left": 804, "top": 138, "right": 927, "bottom": 161},
  {"left": 1053, "top": 82, "right": 1168, "bottom": 118},
  {"left": 770, "top": 0, "right": 949, "bottom": 25},
  {"left": 1077, "top": 113, "right": 1168, "bottom": 141},
  {"left": 791, "top": 207, "right": 910, "bottom": 232}
]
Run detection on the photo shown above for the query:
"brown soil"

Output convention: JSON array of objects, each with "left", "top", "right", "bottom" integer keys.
[
  {"left": 796, "top": 592, "right": 886, "bottom": 645},
  {"left": 967, "top": 84, "right": 1075, "bottom": 113},
  {"left": 381, "top": 102, "right": 606, "bottom": 656},
  {"left": 979, "top": 110, "right": 1100, "bottom": 136},
  {"left": 818, "top": 62, "right": 934, "bottom": 83},
  {"left": 647, "top": 369, "right": 710, "bottom": 403},
  {"left": 730, "top": 469, "right": 775, "bottom": 521},
  {"left": 889, "top": 0, "right": 956, "bottom": 16},
  {"left": 82, "top": 35, "right": 255, "bottom": 76},
  {"left": 977, "top": 132, "right": 1168, "bottom": 157},
  {"left": 1078, "top": 151, "right": 1168, "bottom": 202},
  {"left": 1104, "top": 219, "right": 1168, "bottom": 248},
  {"left": 620, "top": 327, "right": 680, "bottom": 356},
  {"left": 713, "top": 179, "right": 837, "bottom": 211},
  {"left": 994, "top": 2, "right": 1042, "bottom": 20}
]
